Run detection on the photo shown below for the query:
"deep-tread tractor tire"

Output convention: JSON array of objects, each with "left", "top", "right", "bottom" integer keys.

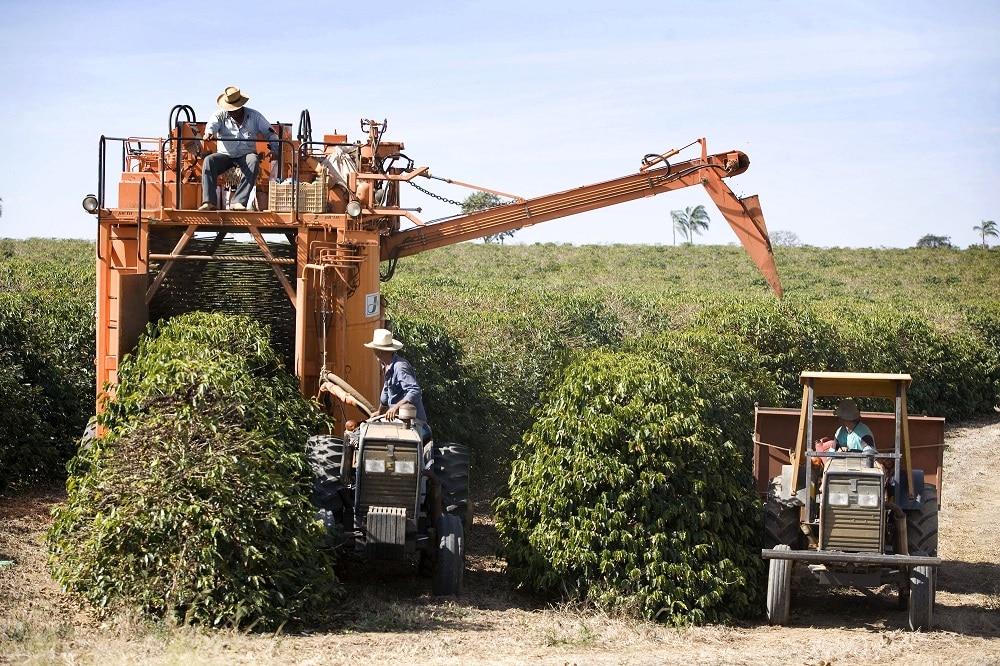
[
  {"left": 433, "top": 443, "right": 471, "bottom": 532},
  {"left": 905, "top": 484, "right": 938, "bottom": 556},
  {"left": 766, "top": 544, "right": 792, "bottom": 625},
  {"left": 764, "top": 476, "right": 801, "bottom": 549},
  {"left": 306, "top": 434, "right": 346, "bottom": 524},
  {"left": 433, "top": 514, "right": 464, "bottom": 596}
]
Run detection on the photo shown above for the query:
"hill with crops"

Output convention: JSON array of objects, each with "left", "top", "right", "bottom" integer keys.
[{"left": 1, "top": 236, "right": 999, "bottom": 661}]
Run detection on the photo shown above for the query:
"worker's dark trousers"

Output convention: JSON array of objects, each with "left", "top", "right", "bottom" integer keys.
[{"left": 202, "top": 152, "right": 259, "bottom": 208}]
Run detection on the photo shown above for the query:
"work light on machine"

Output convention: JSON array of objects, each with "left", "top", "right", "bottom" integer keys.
[
  {"left": 82, "top": 194, "right": 99, "bottom": 213},
  {"left": 346, "top": 200, "right": 362, "bottom": 218}
]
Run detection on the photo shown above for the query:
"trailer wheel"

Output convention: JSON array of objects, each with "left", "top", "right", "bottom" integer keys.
[
  {"left": 764, "top": 476, "right": 800, "bottom": 549},
  {"left": 905, "top": 484, "right": 938, "bottom": 556},
  {"left": 306, "top": 434, "right": 346, "bottom": 527},
  {"left": 908, "top": 556, "right": 934, "bottom": 631},
  {"left": 433, "top": 514, "right": 464, "bottom": 596},
  {"left": 434, "top": 443, "right": 472, "bottom": 532},
  {"left": 766, "top": 545, "right": 792, "bottom": 625}
]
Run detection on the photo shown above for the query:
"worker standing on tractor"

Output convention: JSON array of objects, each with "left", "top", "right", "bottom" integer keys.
[
  {"left": 834, "top": 399, "right": 876, "bottom": 452},
  {"left": 364, "top": 328, "right": 428, "bottom": 425},
  {"left": 199, "top": 86, "right": 279, "bottom": 211}
]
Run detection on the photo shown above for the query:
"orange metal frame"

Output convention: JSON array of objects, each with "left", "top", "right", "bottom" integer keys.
[{"left": 91, "top": 114, "right": 782, "bottom": 431}]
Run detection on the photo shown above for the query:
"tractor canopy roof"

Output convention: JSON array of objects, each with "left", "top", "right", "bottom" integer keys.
[{"left": 799, "top": 371, "right": 912, "bottom": 400}]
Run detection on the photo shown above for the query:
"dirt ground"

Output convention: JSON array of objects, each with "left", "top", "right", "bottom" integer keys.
[{"left": 2, "top": 415, "right": 999, "bottom": 665}]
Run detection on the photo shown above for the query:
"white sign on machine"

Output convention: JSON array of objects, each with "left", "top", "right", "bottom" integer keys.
[{"left": 365, "top": 293, "right": 379, "bottom": 318}]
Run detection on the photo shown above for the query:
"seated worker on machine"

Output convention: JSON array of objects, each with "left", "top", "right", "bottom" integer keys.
[
  {"left": 199, "top": 86, "right": 279, "bottom": 211},
  {"left": 833, "top": 398, "right": 876, "bottom": 453}
]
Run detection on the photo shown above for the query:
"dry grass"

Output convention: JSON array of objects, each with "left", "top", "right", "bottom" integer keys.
[{"left": 3, "top": 417, "right": 1000, "bottom": 665}]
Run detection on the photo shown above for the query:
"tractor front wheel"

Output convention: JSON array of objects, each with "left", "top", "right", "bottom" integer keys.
[
  {"left": 766, "top": 545, "right": 792, "bottom": 625},
  {"left": 908, "top": 556, "right": 934, "bottom": 631},
  {"left": 432, "top": 514, "right": 464, "bottom": 596}
]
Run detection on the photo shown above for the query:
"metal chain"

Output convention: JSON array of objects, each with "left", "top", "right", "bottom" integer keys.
[{"left": 404, "top": 179, "right": 465, "bottom": 207}]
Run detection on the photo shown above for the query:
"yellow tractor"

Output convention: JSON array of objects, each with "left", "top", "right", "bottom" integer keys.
[{"left": 754, "top": 372, "right": 944, "bottom": 630}]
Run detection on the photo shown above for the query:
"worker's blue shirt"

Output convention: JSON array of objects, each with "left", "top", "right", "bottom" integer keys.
[
  {"left": 380, "top": 353, "right": 427, "bottom": 421},
  {"left": 204, "top": 107, "right": 279, "bottom": 157},
  {"left": 835, "top": 421, "right": 875, "bottom": 451}
]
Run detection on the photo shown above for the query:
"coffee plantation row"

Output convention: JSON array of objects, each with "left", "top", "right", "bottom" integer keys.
[{"left": 3, "top": 237, "right": 998, "bottom": 627}]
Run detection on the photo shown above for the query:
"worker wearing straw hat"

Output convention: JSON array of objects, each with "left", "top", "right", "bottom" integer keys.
[
  {"left": 199, "top": 86, "right": 279, "bottom": 212},
  {"left": 364, "top": 328, "right": 428, "bottom": 423}
]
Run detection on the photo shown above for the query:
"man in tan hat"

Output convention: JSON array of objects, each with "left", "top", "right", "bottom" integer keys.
[
  {"left": 199, "top": 86, "right": 280, "bottom": 211},
  {"left": 364, "top": 328, "right": 428, "bottom": 422},
  {"left": 833, "top": 398, "right": 876, "bottom": 452}
]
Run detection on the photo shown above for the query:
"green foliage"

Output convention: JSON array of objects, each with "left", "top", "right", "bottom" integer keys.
[
  {"left": 496, "top": 350, "right": 764, "bottom": 625},
  {"left": 691, "top": 296, "right": 846, "bottom": 403},
  {"left": 624, "top": 330, "right": 781, "bottom": 464},
  {"left": 972, "top": 220, "right": 997, "bottom": 248},
  {"left": 915, "top": 234, "right": 953, "bottom": 249},
  {"left": 0, "top": 295, "right": 70, "bottom": 489},
  {"left": 670, "top": 205, "right": 710, "bottom": 244},
  {"left": 0, "top": 239, "right": 95, "bottom": 489},
  {"left": 962, "top": 303, "right": 1000, "bottom": 407},
  {"left": 835, "top": 305, "right": 997, "bottom": 420},
  {"left": 461, "top": 192, "right": 518, "bottom": 244},
  {"left": 6, "top": 237, "right": 1000, "bottom": 496},
  {"left": 46, "top": 313, "right": 338, "bottom": 629}
]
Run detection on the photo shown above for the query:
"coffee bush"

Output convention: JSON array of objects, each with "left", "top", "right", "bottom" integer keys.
[
  {"left": 0, "top": 240, "right": 95, "bottom": 489},
  {"left": 624, "top": 330, "right": 781, "bottom": 464},
  {"left": 692, "top": 297, "right": 845, "bottom": 404},
  {"left": 0, "top": 293, "right": 87, "bottom": 490},
  {"left": 496, "top": 349, "right": 763, "bottom": 625},
  {"left": 961, "top": 303, "right": 1000, "bottom": 409},
  {"left": 46, "top": 313, "right": 338, "bottom": 629},
  {"left": 387, "top": 315, "right": 490, "bottom": 451},
  {"left": 837, "top": 306, "right": 995, "bottom": 420}
]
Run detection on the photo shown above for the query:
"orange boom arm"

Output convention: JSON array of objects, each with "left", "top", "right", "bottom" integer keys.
[{"left": 382, "top": 140, "right": 782, "bottom": 297}]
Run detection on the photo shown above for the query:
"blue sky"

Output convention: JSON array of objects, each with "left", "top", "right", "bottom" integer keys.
[{"left": 1, "top": 0, "right": 997, "bottom": 248}]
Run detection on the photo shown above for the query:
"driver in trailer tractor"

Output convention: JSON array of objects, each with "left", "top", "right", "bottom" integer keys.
[{"left": 832, "top": 399, "right": 876, "bottom": 453}]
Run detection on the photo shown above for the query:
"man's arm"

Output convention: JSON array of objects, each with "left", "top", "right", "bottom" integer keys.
[
  {"left": 202, "top": 110, "right": 223, "bottom": 144},
  {"left": 249, "top": 109, "right": 280, "bottom": 155},
  {"left": 395, "top": 361, "right": 423, "bottom": 406}
]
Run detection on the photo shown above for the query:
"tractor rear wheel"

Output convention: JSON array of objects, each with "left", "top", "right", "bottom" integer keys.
[
  {"left": 905, "top": 484, "right": 938, "bottom": 556},
  {"left": 764, "top": 476, "right": 801, "bottom": 549},
  {"left": 306, "top": 434, "right": 346, "bottom": 528},
  {"left": 432, "top": 513, "right": 464, "bottom": 596},
  {"left": 434, "top": 443, "right": 471, "bottom": 532},
  {"left": 908, "top": 557, "right": 934, "bottom": 631},
  {"left": 766, "top": 544, "right": 792, "bottom": 625}
]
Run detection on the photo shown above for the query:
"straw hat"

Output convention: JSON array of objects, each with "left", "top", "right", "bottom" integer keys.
[
  {"left": 217, "top": 86, "right": 250, "bottom": 111},
  {"left": 364, "top": 328, "right": 403, "bottom": 351},
  {"left": 835, "top": 399, "right": 861, "bottom": 421}
]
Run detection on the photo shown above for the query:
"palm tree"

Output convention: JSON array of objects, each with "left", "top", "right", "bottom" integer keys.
[
  {"left": 973, "top": 220, "right": 998, "bottom": 248},
  {"left": 670, "top": 205, "right": 711, "bottom": 244}
]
